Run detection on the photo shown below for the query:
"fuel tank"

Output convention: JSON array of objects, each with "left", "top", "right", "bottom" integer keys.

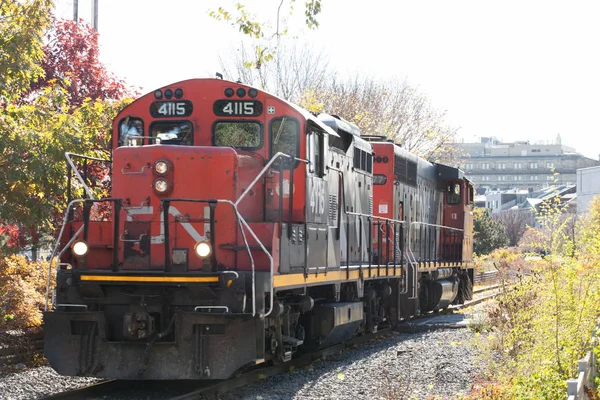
[{"left": 420, "top": 277, "right": 459, "bottom": 312}]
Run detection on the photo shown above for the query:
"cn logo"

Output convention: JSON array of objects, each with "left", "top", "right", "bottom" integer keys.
[{"left": 126, "top": 206, "right": 210, "bottom": 243}]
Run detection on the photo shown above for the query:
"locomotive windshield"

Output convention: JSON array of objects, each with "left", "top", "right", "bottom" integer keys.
[
  {"left": 213, "top": 121, "right": 262, "bottom": 148},
  {"left": 151, "top": 121, "right": 192, "bottom": 145}
]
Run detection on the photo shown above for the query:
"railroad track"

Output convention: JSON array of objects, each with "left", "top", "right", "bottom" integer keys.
[
  {"left": 38, "top": 285, "right": 502, "bottom": 400},
  {"left": 1, "top": 273, "right": 501, "bottom": 367}
]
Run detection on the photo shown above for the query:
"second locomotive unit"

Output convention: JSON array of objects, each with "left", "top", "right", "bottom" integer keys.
[{"left": 44, "top": 78, "right": 474, "bottom": 379}]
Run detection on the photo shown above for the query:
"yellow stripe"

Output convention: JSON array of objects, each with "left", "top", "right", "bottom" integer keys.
[
  {"left": 416, "top": 262, "right": 475, "bottom": 270},
  {"left": 273, "top": 268, "right": 402, "bottom": 288},
  {"left": 80, "top": 275, "right": 219, "bottom": 283}
]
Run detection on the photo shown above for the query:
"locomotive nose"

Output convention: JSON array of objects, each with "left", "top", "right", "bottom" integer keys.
[{"left": 111, "top": 145, "right": 240, "bottom": 271}]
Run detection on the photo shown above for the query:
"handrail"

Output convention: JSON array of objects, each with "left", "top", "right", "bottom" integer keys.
[
  {"left": 45, "top": 199, "right": 90, "bottom": 311},
  {"left": 235, "top": 152, "right": 309, "bottom": 318},
  {"left": 65, "top": 152, "right": 110, "bottom": 199},
  {"left": 46, "top": 152, "right": 110, "bottom": 311},
  {"left": 51, "top": 152, "right": 313, "bottom": 319},
  {"left": 235, "top": 152, "right": 309, "bottom": 207},
  {"left": 348, "top": 212, "right": 406, "bottom": 264},
  {"left": 407, "top": 222, "right": 465, "bottom": 262},
  {"left": 159, "top": 197, "right": 268, "bottom": 317},
  {"left": 161, "top": 152, "right": 306, "bottom": 317},
  {"left": 345, "top": 211, "right": 406, "bottom": 226},
  {"left": 345, "top": 211, "right": 407, "bottom": 286},
  {"left": 409, "top": 221, "right": 464, "bottom": 232},
  {"left": 406, "top": 221, "right": 466, "bottom": 298}
]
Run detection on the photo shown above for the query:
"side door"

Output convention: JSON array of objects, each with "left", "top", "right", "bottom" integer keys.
[
  {"left": 267, "top": 116, "right": 304, "bottom": 272},
  {"left": 306, "top": 126, "right": 328, "bottom": 270}
]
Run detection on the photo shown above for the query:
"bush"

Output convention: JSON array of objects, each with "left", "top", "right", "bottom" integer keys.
[
  {"left": 468, "top": 197, "right": 600, "bottom": 399},
  {"left": 0, "top": 255, "right": 55, "bottom": 331}
]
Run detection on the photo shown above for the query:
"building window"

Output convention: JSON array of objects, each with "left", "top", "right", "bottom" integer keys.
[
  {"left": 532, "top": 176, "right": 538, "bottom": 181},
  {"left": 481, "top": 163, "right": 490, "bottom": 170},
  {"left": 530, "top": 162, "right": 538, "bottom": 169},
  {"left": 465, "top": 163, "right": 473, "bottom": 170},
  {"left": 517, "top": 176, "right": 523, "bottom": 181},
  {"left": 547, "top": 175, "right": 554, "bottom": 181},
  {"left": 498, "top": 163, "right": 505, "bottom": 169},
  {"left": 481, "top": 176, "right": 490, "bottom": 181},
  {"left": 547, "top": 162, "right": 554, "bottom": 168},
  {"left": 514, "top": 162, "right": 522, "bottom": 169},
  {"left": 531, "top": 149, "right": 541, "bottom": 153},
  {"left": 498, "top": 176, "right": 506, "bottom": 181}
]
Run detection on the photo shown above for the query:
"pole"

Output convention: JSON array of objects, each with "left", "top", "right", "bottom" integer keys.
[{"left": 92, "top": 0, "right": 99, "bottom": 32}]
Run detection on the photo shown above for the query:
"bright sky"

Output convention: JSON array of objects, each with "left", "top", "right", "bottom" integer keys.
[{"left": 55, "top": 0, "right": 600, "bottom": 160}]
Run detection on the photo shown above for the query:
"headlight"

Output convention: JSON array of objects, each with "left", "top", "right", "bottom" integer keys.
[
  {"left": 154, "top": 179, "right": 168, "bottom": 193},
  {"left": 72, "top": 241, "right": 89, "bottom": 257},
  {"left": 154, "top": 160, "right": 168, "bottom": 175},
  {"left": 194, "top": 242, "right": 211, "bottom": 258}
]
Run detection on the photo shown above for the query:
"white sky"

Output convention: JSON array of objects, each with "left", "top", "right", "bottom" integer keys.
[{"left": 55, "top": 0, "right": 600, "bottom": 160}]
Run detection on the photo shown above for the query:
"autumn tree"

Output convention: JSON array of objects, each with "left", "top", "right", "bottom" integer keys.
[
  {"left": 221, "top": 43, "right": 459, "bottom": 163},
  {"left": 29, "top": 19, "right": 131, "bottom": 107},
  {"left": 0, "top": 87, "right": 125, "bottom": 254},
  {"left": 213, "top": 2, "right": 458, "bottom": 163},
  {"left": 303, "top": 77, "right": 459, "bottom": 163},
  {"left": 1, "top": 15, "right": 132, "bottom": 257},
  {"left": 0, "top": 0, "right": 53, "bottom": 103}
]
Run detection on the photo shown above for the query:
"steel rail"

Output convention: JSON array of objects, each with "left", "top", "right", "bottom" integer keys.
[
  {"left": 168, "top": 289, "right": 502, "bottom": 400},
  {"left": 37, "top": 288, "right": 502, "bottom": 400}
]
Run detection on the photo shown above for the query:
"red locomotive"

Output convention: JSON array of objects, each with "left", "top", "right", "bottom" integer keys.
[{"left": 44, "top": 78, "right": 474, "bottom": 380}]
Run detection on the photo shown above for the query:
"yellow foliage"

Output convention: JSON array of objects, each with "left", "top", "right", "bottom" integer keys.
[
  {"left": 299, "top": 90, "right": 324, "bottom": 114},
  {"left": 0, "top": 255, "right": 55, "bottom": 331}
]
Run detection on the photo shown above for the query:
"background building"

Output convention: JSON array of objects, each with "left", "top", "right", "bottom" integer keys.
[
  {"left": 455, "top": 135, "right": 600, "bottom": 193},
  {"left": 577, "top": 166, "right": 600, "bottom": 214}
]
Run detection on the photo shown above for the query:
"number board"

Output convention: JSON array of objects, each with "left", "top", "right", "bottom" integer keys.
[
  {"left": 150, "top": 101, "right": 193, "bottom": 118},
  {"left": 213, "top": 100, "right": 263, "bottom": 117}
]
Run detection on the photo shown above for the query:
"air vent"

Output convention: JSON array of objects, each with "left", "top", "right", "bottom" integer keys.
[{"left": 328, "top": 194, "right": 338, "bottom": 224}]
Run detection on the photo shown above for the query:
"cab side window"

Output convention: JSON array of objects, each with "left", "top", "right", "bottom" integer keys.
[
  {"left": 308, "top": 129, "right": 325, "bottom": 177},
  {"left": 270, "top": 117, "right": 299, "bottom": 169},
  {"left": 446, "top": 183, "right": 462, "bottom": 205},
  {"left": 119, "top": 117, "right": 144, "bottom": 146}
]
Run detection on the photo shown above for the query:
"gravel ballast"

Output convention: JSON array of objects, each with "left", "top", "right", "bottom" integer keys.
[
  {"left": 0, "top": 318, "right": 485, "bottom": 400},
  {"left": 221, "top": 328, "right": 483, "bottom": 400},
  {"left": 0, "top": 366, "right": 101, "bottom": 400}
]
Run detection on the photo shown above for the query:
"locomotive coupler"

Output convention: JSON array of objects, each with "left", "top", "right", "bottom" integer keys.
[{"left": 124, "top": 312, "right": 156, "bottom": 341}]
